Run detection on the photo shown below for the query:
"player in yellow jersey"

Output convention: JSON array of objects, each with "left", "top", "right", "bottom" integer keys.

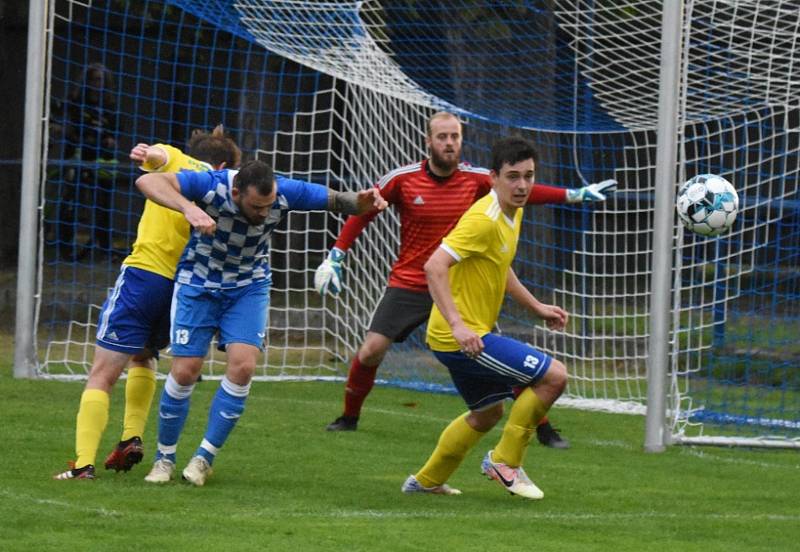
[
  {"left": 54, "top": 126, "right": 241, "bottom": 480},
  {"left": 402, "top": 137, "right": 568, "bottom": 499}
]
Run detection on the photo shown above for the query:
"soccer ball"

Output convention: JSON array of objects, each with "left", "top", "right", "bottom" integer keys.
[{"left": 676, "top": 174, "right": 738, "bottom": 236}]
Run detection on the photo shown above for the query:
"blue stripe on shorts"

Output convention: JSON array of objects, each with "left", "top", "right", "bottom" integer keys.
[
  {"left": 433, "top": 333, "right": 552, "bottom": 410},
  {"left": 95, "top": 265, "right": 174, "bottom": 355}
]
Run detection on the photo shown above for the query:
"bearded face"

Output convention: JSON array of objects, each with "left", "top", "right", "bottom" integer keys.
[
  {"left": 233, "top": 183, "right": 276, "bottom": 226},
  {"left": 426, "top": 115, "right": 462, "bottom": 175}
]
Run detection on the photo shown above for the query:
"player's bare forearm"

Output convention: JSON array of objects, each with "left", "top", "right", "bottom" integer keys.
[
  {"left": 505, "top": 268, "right": 541, "bottom": 311},
  {"left": 136, "top": 173, "right": 189, "bottom": 211},
  {"left": 136, "top": 173, "right": 184, "bottom": 207},
  {"left": 327, "top": 190, "right": 359, "bottom": 215},
  {"left": 136, "top": 172, "right": 215, "bottom": 234},
  {"left": 327, "top": 188, "right": 387, "bottom": 215},
  {"left": 506, "top": 268, "right": 568, "bottom": 330}
]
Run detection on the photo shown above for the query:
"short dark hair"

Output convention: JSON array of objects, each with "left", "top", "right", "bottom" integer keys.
[
  {"left": 187, "top": 124, "right": 242, "bottom": 168},
  {"left": 490, "top": 136, "right": 538, "bottom": 173},
  {"left": 234, "top": 159, "right": 274, "bottom": 196}
]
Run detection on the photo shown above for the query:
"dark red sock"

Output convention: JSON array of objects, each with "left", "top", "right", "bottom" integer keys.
[
  {"left": 342, "top": 356, "right": 379, "bottom": 418},
  {"left": 537, "top": 415, "right": 549, "bottom": 427}
]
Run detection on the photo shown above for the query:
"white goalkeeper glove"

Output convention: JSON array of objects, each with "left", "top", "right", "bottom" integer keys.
[
  {"left": 314, "top": 247, "right": 346, "bottom": 296},
  {"left": 566, "top": 179, "right": 618, "bottom": 203}
]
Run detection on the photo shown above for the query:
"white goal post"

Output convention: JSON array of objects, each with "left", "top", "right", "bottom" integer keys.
[{"left": 15, "top": 0, "right": 800, "bottom": 449}]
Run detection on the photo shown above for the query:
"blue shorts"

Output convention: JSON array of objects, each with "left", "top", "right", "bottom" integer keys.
[
  {"left": 433, "top": 333, "right": 553, "bottom": 411},
  {"left": 170, "top": 280, "right": 269, "bottom": 357},
  {"left": 95, "top": 265, "right": 173, "bottom": 356}
]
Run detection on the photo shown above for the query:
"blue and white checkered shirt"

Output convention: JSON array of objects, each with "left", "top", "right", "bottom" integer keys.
[{"left": 175, "top": 169, "right": 329, "bottom": 289}]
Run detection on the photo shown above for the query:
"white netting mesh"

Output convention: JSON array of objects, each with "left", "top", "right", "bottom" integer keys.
[
  {"left": 35, "top": 0, "right": 800, "bottom": 446},
  {"left": 235, "top": 0, "right": 450, "bottom": 110},
  {"left": 555, "top": 1, "right": 800, "bottom": 129}
]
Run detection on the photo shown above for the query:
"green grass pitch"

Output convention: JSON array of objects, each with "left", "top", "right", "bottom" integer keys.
[{"left": 1, "top": 344, "right": 798, "bottom": 551}]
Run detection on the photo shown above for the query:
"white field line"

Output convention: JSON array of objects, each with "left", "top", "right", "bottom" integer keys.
[
  {"left": 248, "top": 394, "right": 458, "bottom": 425},
  {"left": 679, "top": 446, "right": 800, "bottom": 470},
  {"left": 255, "top": 395, "right": 800, "bottom": 470},
  {"left": 0, "top": 489, "right": 122, "bottom": 517},
  {"left": 4, "top": 395, "right": 797, "bottom": 525},
  {"left": 276, "top": 510, "right": 800, "bottom": 522},
  {"left": 4, "top": 487, "right": 796, "bottom": 523}
]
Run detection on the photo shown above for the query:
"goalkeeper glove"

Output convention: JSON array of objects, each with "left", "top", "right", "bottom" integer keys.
[
  {"left": 314, "top": 247, "right": 346, "bottom": 296},
  {"left": 566, "top": 179, "right": 618, "bottom": 203}
]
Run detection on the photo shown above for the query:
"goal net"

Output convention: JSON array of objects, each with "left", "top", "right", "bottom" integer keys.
[{"left": 32, "top": 0, "right": 799, "bottom": 447}]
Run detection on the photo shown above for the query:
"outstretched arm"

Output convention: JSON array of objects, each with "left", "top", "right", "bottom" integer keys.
[
  {"left": 425, "top": 248, "right": 484, "bottom": 357},
  {"left": 313, "top": 210, "right": 383, "bottom": 296},
  {"left": 334, "top": 211, "right": 381, "bottom": 251},
  {"left": 527, "top": 179, "right": 618, "bottom": 205},
  {"left": 505, "top": 268, "right": 568, "bottom": 331},
  {"left": 135, "top": 172, "right": 216, "bottom": 235},
  {"left": 314, "top": 188, "right": 387, "bottom": 296},
  {"left": 327, "top": 187, "right": 387, "bottom": 215},
  {"left": 527, "top": 183, "right": 568, "bottom": 205},
  {"left": 565, "top": 179, "right": 617, "bottom": 203}
]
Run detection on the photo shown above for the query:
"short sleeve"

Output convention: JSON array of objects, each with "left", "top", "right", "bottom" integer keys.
[
  {"left": 177, "top": 170, "right": 216, "bottom": 203},
  {"left": 276, "top": 176, "right": 329, "bottom": 210}
]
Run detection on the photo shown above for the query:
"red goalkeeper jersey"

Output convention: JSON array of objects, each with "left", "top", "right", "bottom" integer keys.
[{"left": 334, "top": 159, "right": 567, "bottom": 291}]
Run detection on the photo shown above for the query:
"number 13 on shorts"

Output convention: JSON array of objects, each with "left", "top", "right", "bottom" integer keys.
[{"left": 174, "top": 328, "right": 190, "bottom": 345}]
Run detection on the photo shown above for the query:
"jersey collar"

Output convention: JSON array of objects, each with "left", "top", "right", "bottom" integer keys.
[{"left": 424, "top": 159, "right": 456, "bottom": 183}]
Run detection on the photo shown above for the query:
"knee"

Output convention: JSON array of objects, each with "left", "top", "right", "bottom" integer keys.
[
  {"left": 467, "top": 402, "right": 504, "bottom": 432},
  {"left": 86, "top": 366, "right": 119, "bottom": 391},
  {"left": 171, "top": 358, "right": 202, "bottom": 385},
  {"left": 130, "top": 351, "right": 156, "bottom": 368},
  {"left": 358, "top": 334, "right": 390, "bottom": 365},
  {"left": 227, "top": 360, "right": 255, "bottom": 384},
  {"left": 86, "top": 356, "right": 126, "bottom": 391},
  {"left": 226, "top": 352, "right": 257, "bottom": 384},
  {"left": 545, "top": 359, "right": 568, "bottom": 395}
]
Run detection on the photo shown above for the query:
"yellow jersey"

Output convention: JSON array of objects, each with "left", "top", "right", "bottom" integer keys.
[
  {"left": 426, "top": 190, "right": 523, "bottom": 351},
  {"left": 123, "top": 144, "right": 211, "bottom": 280}
]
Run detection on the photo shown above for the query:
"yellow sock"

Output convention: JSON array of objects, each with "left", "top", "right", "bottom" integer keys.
[
  {"left": 75, "top": 389, "right": 110, "bottom": 468},
  {"left": 416, "top": 413, "right": 486, "bottom": 488},
  {"left": 121, "top": 367, "right": 157, "bottom": 441},
  {"left": 493, "top": 387, "right": 548, "bottom": 467}
]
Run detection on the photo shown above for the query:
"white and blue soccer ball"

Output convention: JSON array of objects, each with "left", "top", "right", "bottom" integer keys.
[{"left": 676, "top": 174, "right": 739, "bottom": 237}]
